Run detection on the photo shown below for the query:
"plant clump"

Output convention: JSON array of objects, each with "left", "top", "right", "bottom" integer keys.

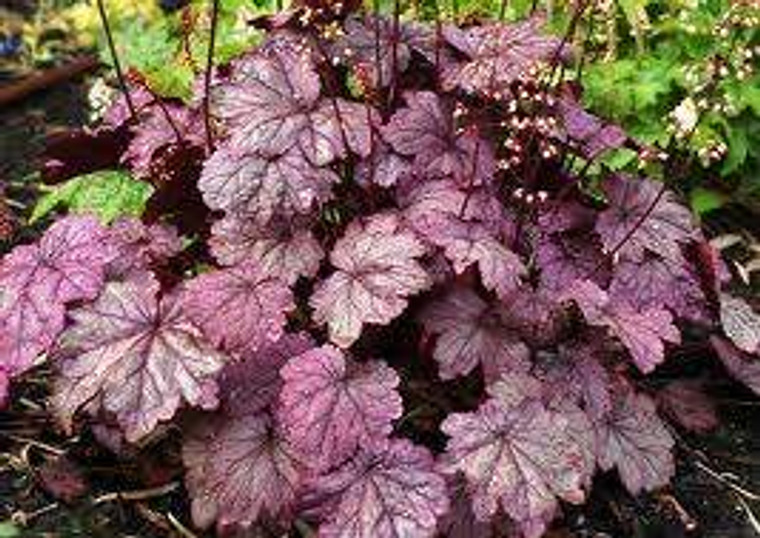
[{"left": 2, "top": 3, "right": 760, "bottom": 537}]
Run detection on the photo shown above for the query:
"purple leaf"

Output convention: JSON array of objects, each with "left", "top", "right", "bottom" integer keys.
[
  {"left": 710, "top": 335, "right": 760, "bottom": 395},
  {"left": 355, "top": 142, "right": 413, "bottom": 188},
  {"left": 122, "top": 104, "right": 205, "bottom": 178},
  {"left": 536, "top": 231, "right": 608, "bottom": 294},
  {"left": 593, "top": 390, "right": 675, "bottom": 494},
  {"left": 610, "top": 254, "right": 709, "bottom": 322},
  {"left": 331, "top": 15, "right": 412, "bottom": 89},
  {"left": 564, "top": 280, "right": 681, "bottom": 373},
  {"left": 440, "top": 394, "right": 586, "bottom": 538},
  {"left": 418, "top": 288, "right": 529, "bottom": 381},
  {"left": 215, "top": 47, "right": 323, "bottom": 159},
  {"left": 382, "top": 92, "right": 496, "bottom": 186},
  {"left": 0, "top": 216, "right": 115, "bottom": 376},
  {"left": 310, "top": 213, "right": 431, "bottom": 347},
  {"left": 499, "top": 286, "right": 564, "bottom": 347},
  {"left": 442, "top": 227, "right": 525, "bottom": 299},
  {"left": 107, "top": 217, "right": 182, "bottom": 278},
  {"left": 209, "top": 215, "right": 324, "bottom": 284},
  {"left": 183, "top": 408, "right": 306, "bottom": 530},
  {"left": 181, "top": 261, "right": 294, "bottom": 355},
  {"left": 278, "top": 345, "right": 402, "bottom": 470},
  {"left": 438, "top": 476, "right": 495, "bottom": 538},
  {"left": 311, "top": 439, "right": 449, "bottom": 538},
  {"left": 595, "top": 175, "right": 698, "bottom": 264},
  {"left": 656, "top": 379, "right": 718, "bottom": 433},
  {"left": 52, "top": 274, "right": 230, "bottom": 442},
  {"left": 719, "top": 294, "right": 760, "bottom": 354},
  {"left": 216, "top": 46, "right": 377, "bottom": 164},
  {"left": 219, "top": 333, "right": 314, "bottom": 416},
  {"left": 199, "top": 144, "right": 340, "bottom": 226},
  {"left": 557, "top": 95, "right": 627, "bottom": 159},
  {"left": 442, "top": 16, "right": 565, "bottom": 94}
]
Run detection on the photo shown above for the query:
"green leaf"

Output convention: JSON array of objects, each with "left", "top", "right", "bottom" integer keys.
[
  {"left": 690, "top": 188, "right": 726, "bottom": 216},
  {"left": 0, "top": 522, "right": 19, "bottom": 538},
  {"left": 31, "top": 171, "right": 153, "bottom": 225}
]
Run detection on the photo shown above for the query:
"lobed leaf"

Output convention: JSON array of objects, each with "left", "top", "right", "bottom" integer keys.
[
  {"left": 593, "top": 390, "right": 675, "bottom": 494},
  {"left": 278, "top": 345, "right": 402, "bottom": 470},
  {"left": 419, "top": 288, "right": 529, "bottom": 381},
  {"left": 311, "top": 439, "right": 449, "bottom": 538},
  {"left": 181, "top": 261, "right": 294, "bottom": 355},
  {"left": 0, "top": 216, "right": 115, "bottom": 376},
  {"left": 52, "top": 274, "right": 230, "bottom": 442},
  {"left": 310, "top": 213, "right": 431, "bottom": 348},
  {"left": 440, "top": 387, "right": 586, "bottom": 538}
]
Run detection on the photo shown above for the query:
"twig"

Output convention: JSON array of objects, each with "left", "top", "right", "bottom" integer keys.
[
  {"left": 12, "top": 502, "right": 60, "bottom": 525},
  {"left": 167, "top": 511, "right": 201, "bottom": 538},
  {"left": 736, "top": 495, "right": 760, "bottom": 535},
  {"left": 92, "top": 481, "right": 180, "bottom": 505},
  {"left": 0, "top": 434, "right": 66, "bottom": 457},
  {"left": 694, "top": 460, "right": 760, "bottom": 501},
  {"left": 0, "top": 56, "right": 99, "bottom": 108},
  {"left": 96, "top": 0, "right": 136, "bottom": 120},
  {"left": 203, "top": 0, "right": 221, "bottom": 152}
]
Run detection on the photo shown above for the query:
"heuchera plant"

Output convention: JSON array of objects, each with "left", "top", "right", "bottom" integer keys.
[{"left": 2, "top": 3, "right": 760, "bottom": 537}]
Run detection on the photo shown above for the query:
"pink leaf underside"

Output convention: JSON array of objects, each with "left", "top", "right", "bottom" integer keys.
[
  {"left": 0, "top": 216, "right": 115, "bottom": 375},
  {"left": 557, "top": 96, "right": 626, "bottom": 159},
  {"left": 209, "top": 215, "right": 324, "bottom": 284},
  {"left": 107, "top": 217, "right": 182, "bottom": 278},
  {"left": 440, "top": 392, "right": 586, "bottom": 538},
  {"left": 181, "top": 261, "right": 294, "bottom": 354},
  {"left": 215, "top": 45, "right": 376, "bottom": 163},
  {"left": 219, "top": 333, "right": 314, "bottom": 416},
  {"left": 593, "top": 390, "right": 675, "bottom": 494},
  {"left": 656, "top": 379, "right": 718, "bottom": 433},
  {"left": 310, "top": 213, "right": 431, "bottom": 348},
  {"left": 719, "top": 294, "right": 760, "bottom": 354},
  {"left": 312, "top": 439, "right": 449, "bottom": 538},
  {"left": 536, "top": 231, "right": 608, "bottom": 294},
  {"left": 382, "top": 91, "right": 496, "bottom": 186},
  {"left": 610, "top": 254, "right": 709, "bottom": 322},
  {"left": 278, "top": 345, "right": 403, "bottom": 470},
  {"left": 52, "top": 273, "right": 230, "bottom": 442},
  {"left": 710, "top": 335, "right": 760, "bottom": 396},
  {"left": 595, "top": 175, "right": 698, "bottom": 264},
  {"left": 198, "top": 144, "right": 340, "bottom": 225},
  {"left": 418, "top": 288, "right": 530, "bottom": 381},
  {"left": 122, "top": 104, "right": 205, "bottom": 177},
  {"left": 441, "top": 16, "right": 565, "bottom": 94},
  {"left": 564, "top": 279, "right": 681, "bottom": 373},
  {"left": 183, "top": 408, "right": 305, "bottom": 530}
]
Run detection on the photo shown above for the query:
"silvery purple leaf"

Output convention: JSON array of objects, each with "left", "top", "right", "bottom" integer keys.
[
  {"left": 312, "top": 439, "right": 449, "bottom": 538},
  {"left": 278, "top": 345, "right": 402, "bottom": 470},
  {"left": 52, "top": 274, "right": 230, "bottom": 442},
  {"left": 310, "top": 213, "right": 431, "bottom": 348},
  {"left": 181, "top": 261, "right": 294, "bottom": 355},
  {"left": 419, "top": 288, "right": 529, "bottom": 381}
]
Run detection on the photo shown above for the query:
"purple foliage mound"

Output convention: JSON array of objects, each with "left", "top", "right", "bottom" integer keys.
[{"left": 2, "top": 4, "right": 760, "bottom": 537}]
